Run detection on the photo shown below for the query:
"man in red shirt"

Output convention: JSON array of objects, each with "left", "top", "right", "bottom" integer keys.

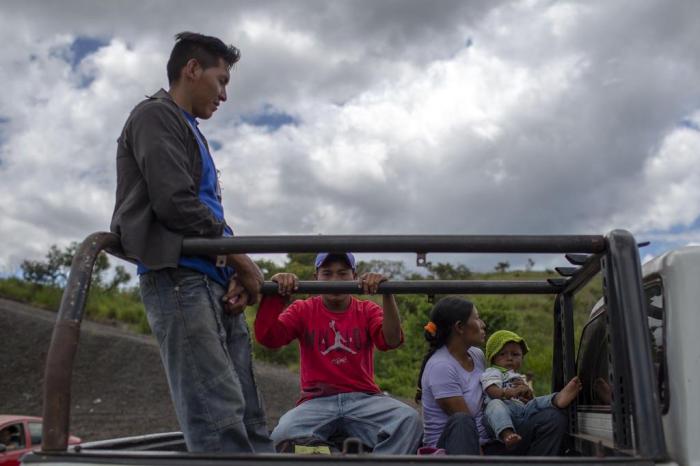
[{"left": 255, "top": 253, "right": 422, "bottom": 454}]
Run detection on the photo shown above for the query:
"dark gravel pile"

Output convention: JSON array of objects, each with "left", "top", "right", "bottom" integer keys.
[{"left": 0, "top": 298, "right": 300, "bottom": 442}]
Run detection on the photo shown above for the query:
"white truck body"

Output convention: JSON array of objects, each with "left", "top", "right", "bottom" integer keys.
[{"left": 643, "top": 246, "right": 700, "bottom": 466}]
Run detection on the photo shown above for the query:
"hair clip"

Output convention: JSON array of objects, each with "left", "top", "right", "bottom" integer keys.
[{"left": 424, "top": 321, "right": 437, "bottom": 336}]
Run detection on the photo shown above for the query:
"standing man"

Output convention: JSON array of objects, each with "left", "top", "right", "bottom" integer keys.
[{"left": 111, "top": 32, "right": 273, "bottom": 453}]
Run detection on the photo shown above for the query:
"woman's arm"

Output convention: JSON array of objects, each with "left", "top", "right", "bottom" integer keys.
[{"left": 436, "top": 396, "right": 471, "bottom": 416}]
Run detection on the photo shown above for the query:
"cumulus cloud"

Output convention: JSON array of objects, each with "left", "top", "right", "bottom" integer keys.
[{"left": 0, "top": 0, "right": 698, "bottom": 275}]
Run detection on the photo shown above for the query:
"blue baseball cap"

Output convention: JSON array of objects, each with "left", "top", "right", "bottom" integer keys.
[{"left": 314, "top": 252, "right": 356, "bottom": 271}]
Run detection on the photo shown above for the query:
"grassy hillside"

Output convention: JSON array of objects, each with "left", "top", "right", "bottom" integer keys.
[
  {"left": 1, "top": 271, "right": 602, "bottom": 399},
  {"left": 0, "top": 277, "right": 150, "bottom": 333}
]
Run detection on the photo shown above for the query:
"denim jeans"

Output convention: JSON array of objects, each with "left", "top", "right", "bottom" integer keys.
[
  {"left": 140, "top": 268, "right": 274, "bottom": 453},
  {"left": 484, "top": 394, "right": 555, "bottom": 439},
  {"left": 271, "top": 392, "right": 422, "bottom": 454},
  {"left": 481, "top": 406, "right": 568, "bottom": 456},
  {"left": 435, "top": 413, "right": 481, "bottom": 455}
]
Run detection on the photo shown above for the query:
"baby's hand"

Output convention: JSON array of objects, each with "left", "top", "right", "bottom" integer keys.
[{"left": 510, "top": 379, "right": 533, "bottom": 401}]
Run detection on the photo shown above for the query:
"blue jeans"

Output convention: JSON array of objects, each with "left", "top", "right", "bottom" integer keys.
[
  {"left": 271, "top": 393, "right": 423, "bottom": 454},
  {"left": 484, "top": 394, "right": 555, "bottom": 439},
  {"left": 482, "top": 407, "right": 568, "bottom": 456},
  {"left": 436, "top": 413, "right": 481, "bottom": 455},
  {"left": 140, "top": 268, "right": 274, "bottom": 453}
]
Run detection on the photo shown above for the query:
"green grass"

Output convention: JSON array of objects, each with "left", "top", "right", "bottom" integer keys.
[
  {"left": 1, "top": 271, "right": 604, "bottom": 399},
  {"left": 0, "top": 277, "right": 150, "bottom": 333}
]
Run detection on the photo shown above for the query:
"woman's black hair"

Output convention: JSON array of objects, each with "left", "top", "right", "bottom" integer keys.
[{"left": 414, "top": 296, "right": 475, "bottom": 403}]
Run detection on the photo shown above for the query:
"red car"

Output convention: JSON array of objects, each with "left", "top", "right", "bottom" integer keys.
[{"left": 0, "top": 415, "right": 80, "bottom": 466}]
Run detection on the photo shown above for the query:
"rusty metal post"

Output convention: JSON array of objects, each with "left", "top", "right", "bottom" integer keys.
[{"left": 41, "top": 232, "right": 122, "bottom": 451}]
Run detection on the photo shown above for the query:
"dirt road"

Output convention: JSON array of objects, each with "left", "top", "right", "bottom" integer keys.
[{"left": 0, "top": 298, "right": 300, "bottom": 441}]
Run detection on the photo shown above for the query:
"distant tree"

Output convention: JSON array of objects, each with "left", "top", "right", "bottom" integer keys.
[
  {"left": 21, "top": 242, "right": 114, "bottom": 288},
  {"left": 284, "top": 253, "right": 316, "bottom": 280},
  {"left": 494, "top": 261, "right": 510, "bottom": 273},
  {"left": 107, "top": 265, "right": 132, "bottom": 291},
  {"left": 255, "top": 259, "right": 284, "bottom": 278},
  {"left": 20, "top": 259, "right": 54, "bottom": 285},
  {"left": 356, "top": 260, "right": 407, "bottom": 279},
  {"left": 427, "top": 262, "right": 472, "bottom": 280},
  {"left": 91, "top": 251, "right": 110, "bottom": 288},
  {"left": 21, "top": 244, "right": 72, "bottom": 286},
  {"left": 525, "top": 258, "right": 535, "bottom": 272}
]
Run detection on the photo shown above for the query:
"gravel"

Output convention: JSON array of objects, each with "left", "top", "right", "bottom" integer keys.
[{"left": 0, "top": 298, "right": 300, "bottom": 441}]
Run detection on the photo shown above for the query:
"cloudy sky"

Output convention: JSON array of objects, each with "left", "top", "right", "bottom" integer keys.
[{"left": 0, "top": 0, "right": 698, "bottom": 275}]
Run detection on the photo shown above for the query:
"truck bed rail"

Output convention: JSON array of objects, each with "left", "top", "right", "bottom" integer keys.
[{"left": 40, "top": 230, "right": 666, "bottom": 463}]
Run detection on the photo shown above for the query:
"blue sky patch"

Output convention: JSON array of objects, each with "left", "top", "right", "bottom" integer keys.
[
  {"left": 679, "top": 118, "right": 700, "bottom": 132},
  {"left": 668, "top": 215, "right": 700, "bottom": 233},
  {"left": 241, "top": 105, "right": 298, "bottom": 131},
  {"left": 69, "top": 36, "right": 109, "bottom": 69},
  {"left": 637, "top": 215, "right": 700, "bottom": 259},
  {"left": 78, "top": 74, "right": 96, "bottom": 89}
]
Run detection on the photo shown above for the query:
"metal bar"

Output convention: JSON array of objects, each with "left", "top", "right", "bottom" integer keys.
[
  {"left": 562, "top": 253, "right": 603, "bottom": 295},
  {"left": 555, "top": 267, "right": 578, "bottom": 277},
  {"left": 605, "top": 230, "right": 667, "bottom": 459},
  {"left": 560, "top": 293, "right": 576, "bottom": 383},
  {"left": 182, "top": 234, "right": 606, "bottom": 255},
  {"left": 559, "top": 292, "right": 578, "bottom": 438},
  {"left": 21, "top": 450, "right": 660, "bottom": 465},
  {"left": 38, "top": 230, "right": 609, "bottom": 453},
  {"left": 566, "top": 253, "right": 590, "bottom": 265},
  {"left": 42, "top": 232, "right": 121, "bottom": 451},
  {"left": 261, "top": 280, "right": 564, "bottom": 295},
  {"left": 602, "top": 252, "right": 634, "bottom": 452},
  {"left": 551, "top": 298, "right": 565, "bottom": 392}
]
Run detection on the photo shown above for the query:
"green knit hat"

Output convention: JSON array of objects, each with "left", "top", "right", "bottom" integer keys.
[{"left": 485, "top": 330, "right": 529, "bottom": 365}]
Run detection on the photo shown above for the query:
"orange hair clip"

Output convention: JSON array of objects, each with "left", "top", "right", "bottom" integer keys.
[{"left": 424, "top": 321, "right": 437, "bottom": 336}]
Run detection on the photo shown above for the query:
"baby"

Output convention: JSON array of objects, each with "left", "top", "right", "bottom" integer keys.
[{"left": 481, "top": 330, "right": 582, "bottom": 449}]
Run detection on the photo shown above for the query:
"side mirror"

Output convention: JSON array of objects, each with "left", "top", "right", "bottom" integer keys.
[{"left": 0, "top": 443, "right": 7, "bottom": 453}]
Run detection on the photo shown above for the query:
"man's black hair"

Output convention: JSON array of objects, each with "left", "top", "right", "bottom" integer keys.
[{"left": 167, "top": 31, "right": 241, "bottom": 84}]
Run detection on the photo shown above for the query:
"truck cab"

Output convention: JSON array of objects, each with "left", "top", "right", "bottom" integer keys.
[{"left": 576, "top": 246, "right": 700, "bottom": 465}]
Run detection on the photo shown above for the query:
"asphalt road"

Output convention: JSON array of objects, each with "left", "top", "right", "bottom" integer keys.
[{"left": 0, "top": 298, "right": 300, "bottom": 442}]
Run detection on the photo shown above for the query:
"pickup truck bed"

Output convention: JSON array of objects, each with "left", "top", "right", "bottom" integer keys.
[{"left": 23, "top": 231, "right": 677, "bottom": 465}]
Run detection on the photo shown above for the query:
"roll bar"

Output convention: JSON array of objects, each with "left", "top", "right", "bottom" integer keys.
[{"left": 40, "top": 230, "right": 666, "bottom": 461}]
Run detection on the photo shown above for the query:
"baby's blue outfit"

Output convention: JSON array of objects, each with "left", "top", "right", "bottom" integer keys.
[{"left": 480, "top": 367, "right": 556, "bottom": 439}]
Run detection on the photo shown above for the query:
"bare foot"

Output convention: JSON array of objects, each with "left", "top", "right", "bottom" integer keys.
[
  {"left": 500, "top": 429, "right": 522, "bottom": 449},
  {"left": 553, "top": 376, "right": 583, "bottom": 408}
]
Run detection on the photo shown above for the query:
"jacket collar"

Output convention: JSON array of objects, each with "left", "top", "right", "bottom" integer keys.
[
  {"left": 147, "top": 89, "right": 201, "bottom": 138},
  {"left": 149, "top": 88, "right": 176, "bottom": 103}
]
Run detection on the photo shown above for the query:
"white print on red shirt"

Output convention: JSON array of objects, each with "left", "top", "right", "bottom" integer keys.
[{"left": 321, "top": 320, "right": 357, "bottom": 356}]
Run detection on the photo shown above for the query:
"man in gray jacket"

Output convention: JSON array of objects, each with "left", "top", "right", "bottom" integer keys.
[{"left": 111, "top": 32, "right": 273, "bottom": 453}]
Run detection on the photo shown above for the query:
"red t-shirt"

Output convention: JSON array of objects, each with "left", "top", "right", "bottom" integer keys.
[{"left": 255, "top": 295, "right": 402, "bottom": 404}]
